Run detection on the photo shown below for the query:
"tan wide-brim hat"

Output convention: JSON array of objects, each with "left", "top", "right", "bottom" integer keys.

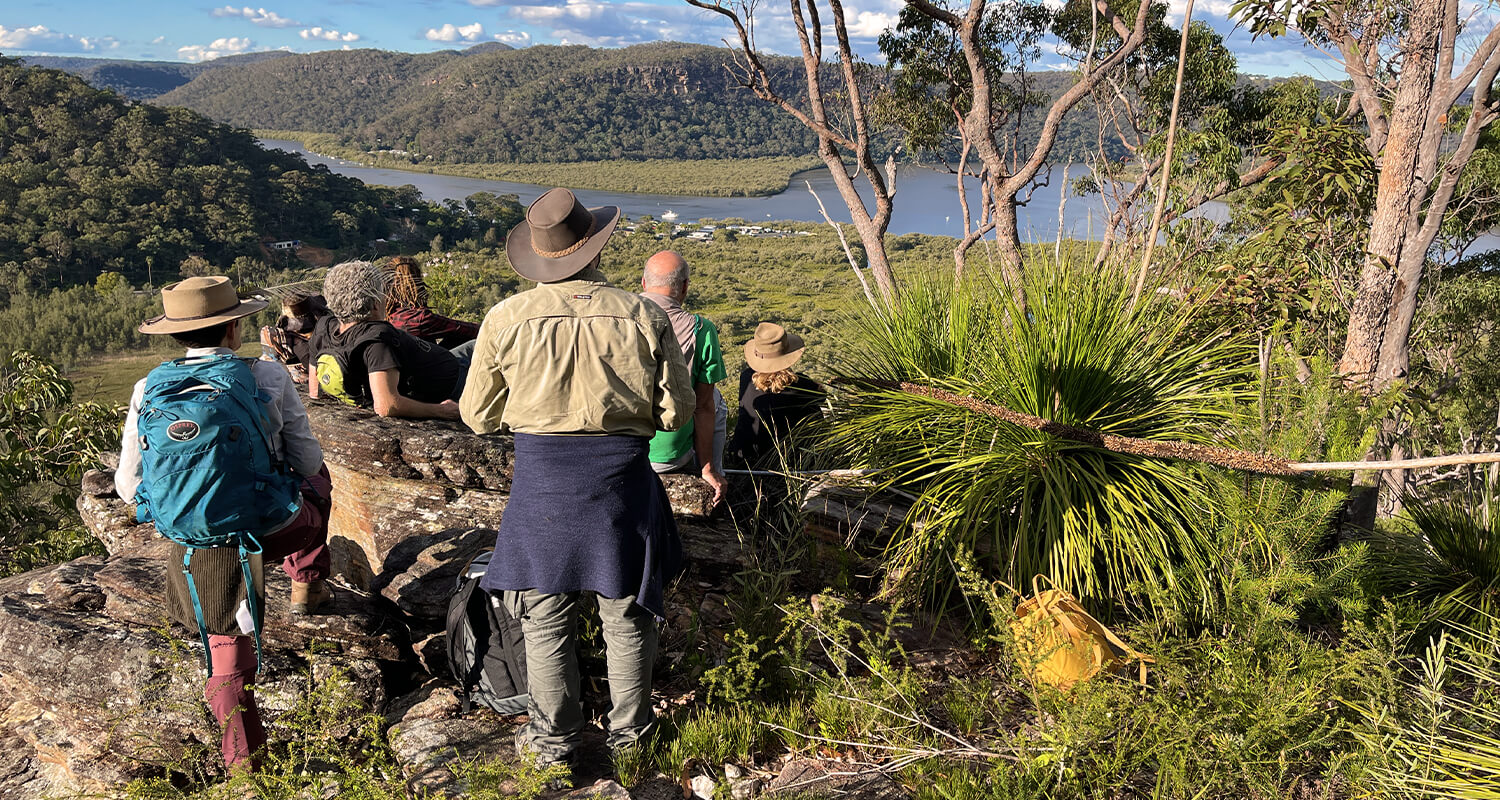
[
  {"left": 506, "top": 187, "right": 621, "bottom": 282},
  {"left": 744, "top": 322, "right": 806, "bottom": 372},
  {"left": 138, "top": 276, "right": 268, "bottom": 335}
]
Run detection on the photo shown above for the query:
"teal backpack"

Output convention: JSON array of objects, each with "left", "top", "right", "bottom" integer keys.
[{"left": 133, "top": 354, "right": 302, "bottom": 674}]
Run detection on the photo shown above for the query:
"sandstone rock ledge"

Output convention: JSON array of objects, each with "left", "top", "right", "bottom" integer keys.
[{"left": 0, "top": 402, "right": 744, "bottom": 799}]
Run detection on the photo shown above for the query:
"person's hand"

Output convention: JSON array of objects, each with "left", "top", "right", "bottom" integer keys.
[
  {"left": 438, "top": 399, "right": 462, "bottom": 420},
  {"left": 701, "top": 464, "right": 727, "bottom": 506}
]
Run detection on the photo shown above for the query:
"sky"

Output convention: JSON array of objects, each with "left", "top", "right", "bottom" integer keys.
[{"left": 0, "top": 0, "right": 1487, "bottom": 80}]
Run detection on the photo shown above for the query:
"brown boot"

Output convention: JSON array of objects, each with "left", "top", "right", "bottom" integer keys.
[{"left": 290, "top": 579, "right": 332, "bottom": 615}]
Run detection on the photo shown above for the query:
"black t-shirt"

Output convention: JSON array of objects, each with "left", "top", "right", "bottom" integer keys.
[
  {"left": 730, "top": 366, "right": 826, "bottom": 465},
  {"left": 310, "top": 317, "right": 466, "bottom": 405}
]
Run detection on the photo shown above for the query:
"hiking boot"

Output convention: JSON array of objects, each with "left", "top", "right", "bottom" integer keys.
[
  {"left": 289, "top": 579, "right": 332, "bottom": 615},
  {"left": 513, "top": 725, "right": 573, "bottom": 789}
]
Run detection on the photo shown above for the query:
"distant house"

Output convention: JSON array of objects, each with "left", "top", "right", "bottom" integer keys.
[{"left": 268, "top": 240, "right": 302, "bottom": 251}]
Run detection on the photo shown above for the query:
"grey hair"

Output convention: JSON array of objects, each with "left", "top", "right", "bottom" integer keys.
[
  {"left": 645, "top": 265, "right": 688, "bottom": 294},
  {"left": 323, "top": 260, "right": 389, "bottom": 322}
]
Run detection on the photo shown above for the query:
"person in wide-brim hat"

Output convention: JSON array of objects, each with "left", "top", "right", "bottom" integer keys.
[
  {"left": 116, "top": 272, "right": 333, "bottom": 774},
  {"left": 506, "top": 187, "right": 621, "bottom": 282},
  {"left": 743, "top": 321, "right": 806, "bottom": 373},
  {"left": 139, "top": 276, "right": 268, "bottom": 335}
]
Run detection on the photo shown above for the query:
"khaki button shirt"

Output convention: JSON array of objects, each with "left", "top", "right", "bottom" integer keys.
[{"left": 459, "top": 269, "right": 695, "bottom": 437}]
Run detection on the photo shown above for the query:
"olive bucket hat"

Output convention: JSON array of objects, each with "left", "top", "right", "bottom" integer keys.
[
  {"left": 505, "top": 187, "right": 621, "bottom": 282},
  {"left": 743, "top": 322, "right": 807, "bottom": 373}
]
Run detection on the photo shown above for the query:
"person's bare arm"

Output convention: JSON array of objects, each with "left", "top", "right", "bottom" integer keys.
[
  {"left": 693, "top": 381, "right": 725, "bottom": 504},
  {"left": 368, "top": 369, "right": 460, "bottom": 420}
]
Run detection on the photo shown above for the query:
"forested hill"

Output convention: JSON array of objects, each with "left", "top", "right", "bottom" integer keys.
[
  {"left": 0, "top": 58, "right": 390, "bottom": 288},
  {"left": 158, "top": 42, "right": 823, "bottom": 162},
  {"left": 17, "top": 52, "right": 296, "bottom": 100}
]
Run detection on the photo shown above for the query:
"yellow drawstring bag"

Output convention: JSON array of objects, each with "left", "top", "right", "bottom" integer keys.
[{"left": 1010, "top": 576, "right": 1153, "bottom": 691}]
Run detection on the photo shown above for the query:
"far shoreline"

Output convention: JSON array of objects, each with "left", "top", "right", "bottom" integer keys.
[{"left": 254, "top": 130, "right": 824, "bottom": 198}]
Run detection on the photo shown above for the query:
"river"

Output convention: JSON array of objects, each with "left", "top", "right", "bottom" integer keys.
[
  {"left": 262, "top": 139, "right": 1202, "bottom": 242},
  {"left": 263, "top": 138, "right": 1499, "bottom": 253}
]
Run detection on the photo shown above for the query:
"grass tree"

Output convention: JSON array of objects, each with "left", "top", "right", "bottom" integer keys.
[
  {"left": 825, "top": 261, "right": 1250, "bottom": 612},
  {"left": 1368, "top": 484, "right": 1500, "bottom": 636}
]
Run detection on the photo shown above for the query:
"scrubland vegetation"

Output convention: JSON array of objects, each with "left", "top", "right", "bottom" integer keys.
[
  {"left": 4, "top": 228, "right": 1497, "bottom": 799},
  {"left": 2, "top": 0, "right": 1500, "bottom": 795}
]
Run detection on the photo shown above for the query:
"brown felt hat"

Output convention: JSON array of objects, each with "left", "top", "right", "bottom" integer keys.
[
  {"left": 743, "top": 322, "right": 806, "bottom": 372},
  {"left": 506, "top": 188, "right": 620, "bottom": 282},
  {"left": 138, "top": 276, "right": 268, "bottom": 335}
]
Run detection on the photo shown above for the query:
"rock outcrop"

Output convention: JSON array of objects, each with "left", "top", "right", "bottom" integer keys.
[{"left": 0, "top": 401, "right": 737, "bottom": 799}]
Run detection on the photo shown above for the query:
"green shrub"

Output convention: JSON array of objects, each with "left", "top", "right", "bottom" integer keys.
[
  {"left": 1368, "top": 483, "right": 1500, "bottom": 636},
  {"left": 826, "top": 264, "right": 1251, "bottom": 615}
]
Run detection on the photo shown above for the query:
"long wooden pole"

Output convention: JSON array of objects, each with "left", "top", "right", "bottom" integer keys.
[{"left": 870, "top": 380, "right": 1500, "bottom": 477}]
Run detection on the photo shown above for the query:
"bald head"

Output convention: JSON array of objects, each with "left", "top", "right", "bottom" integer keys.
[{"left": 643, "top": 250, "right": 690, "bottom": 300}]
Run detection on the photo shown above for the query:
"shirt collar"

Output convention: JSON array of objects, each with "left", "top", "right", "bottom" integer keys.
[
  {"left": 547, "top": 267, "right": 608, "bottom": 285},
  {"left": 184, "top": 346, "right": 236, "bottom": 357},
  {"left": 640, "top": 291, "right": 682, "bottom": 312}
]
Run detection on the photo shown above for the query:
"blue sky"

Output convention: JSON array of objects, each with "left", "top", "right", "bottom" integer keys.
[{"left": 0, "top": 0, "right": 1411, "bottom": 79}]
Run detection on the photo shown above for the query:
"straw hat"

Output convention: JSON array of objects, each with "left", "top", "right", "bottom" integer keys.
[
  {"left": 138, "top": 276, "right": 267, "bottom": 335},
  {"left": 743, "top": 322, "right": 806, "bottom": 372},
  {"left": 506, "top": 188, "right": 621, "bottom": 282}
]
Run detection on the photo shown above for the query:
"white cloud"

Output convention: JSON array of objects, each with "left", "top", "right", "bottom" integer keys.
[
  {"left": 508, "top": 0, "right": 698, "bottom": 47},
  {"left": 0, "top": 24, "right": 113, "bottom": 53},
  {"left": 1164, "top": 0, "right": 1236, "bottom": 24},
  {"left": 425, "top": 22, "right": 486, "bottom": 42},
  {"left": 494, "top": 30, "right": 532, "bottom": 46},
  {"left": 301, "top": 27, "right": 361, "bottom": 42},
  {"left": 212, "top": 6, "right": 298, "bottom": 28},
  {"left": 846, "top": 11, "right": 897, "bottom": 38},
  {"left": 151, "top": 35, "right": 166, "bottom": 45},
  {"left": 177, "top": 36, "right": 253, "bottom": 62}
]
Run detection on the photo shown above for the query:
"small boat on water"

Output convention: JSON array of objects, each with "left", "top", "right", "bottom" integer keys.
[{"left": 662, "top": 209, "right": 679, "bottom": 221}]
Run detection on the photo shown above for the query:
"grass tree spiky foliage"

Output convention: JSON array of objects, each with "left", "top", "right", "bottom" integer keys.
[
  {"left": 1362, "top": 618, "right": 1500, "bottom": 800},
  {"left": 1368, "top": 483, "right": 1500, "bottom": 636},
  {"left": 826, "top": 265, "right": 1250, "bottom": 614}
]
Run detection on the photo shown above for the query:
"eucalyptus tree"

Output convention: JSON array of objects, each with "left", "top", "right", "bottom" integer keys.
[
  {"left": 685, "top": 0, "right": 901, "bottom": 305},
  {"left": 1234, "top": 0, "right": 1500, "bottom": 527},
  {"left": 891, "top": 0, "right": 1159, "bottom": 291},
  {"left": 875, "top": 1, "right": 1052, "bottom": 278},
  {"left": 1234, "top": 0, "right": 1500, "bottom": 394},
  {"left": 1054, "top": 7, "right": 1294, "bottom": 271}
]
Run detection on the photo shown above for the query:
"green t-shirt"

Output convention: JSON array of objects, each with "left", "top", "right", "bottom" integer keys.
[{"left": 649, "top": 315, "right": 727, "bottom": 465}]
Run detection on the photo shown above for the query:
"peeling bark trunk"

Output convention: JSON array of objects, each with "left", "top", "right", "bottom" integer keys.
[{"left": 1337, "top": 0, "right": 1444, "bottom": 390}]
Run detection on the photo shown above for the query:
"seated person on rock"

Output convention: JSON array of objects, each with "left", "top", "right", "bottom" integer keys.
[
  {"left": 116, "top": 276, "right": 333, "bottom": 773},
  {"left": 730, "top": 322, "right": 826, "bottom": 467},
  {"left": 309, "top": 260, "right": 464, "bottom": 420},
  {"left": 385, "top": 255, "right": 480, "bottom": 358},
  {"left": 259, "top": 291, "right": 330, "bottom": 382}
]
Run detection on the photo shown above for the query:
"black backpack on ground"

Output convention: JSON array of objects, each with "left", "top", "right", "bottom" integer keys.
[{"left": 446, "top": 550, "right": 530, "bottom": 714}]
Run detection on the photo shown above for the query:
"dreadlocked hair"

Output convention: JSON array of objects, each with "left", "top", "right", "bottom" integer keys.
[
  {"left": 751, "top": 369, "right": 798, "bottom": 393},
  {"left": 387, "top": 255, "right": 429, "bottom": 313}
]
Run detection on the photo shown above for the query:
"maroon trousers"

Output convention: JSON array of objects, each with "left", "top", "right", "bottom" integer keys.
[{"left": 203, "top": 470, "right": 331, "bottom": 770}]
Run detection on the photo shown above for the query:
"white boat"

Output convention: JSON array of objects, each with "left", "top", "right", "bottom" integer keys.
[{"left": 661, "top": 209, "right": 679, "bottom": 221}]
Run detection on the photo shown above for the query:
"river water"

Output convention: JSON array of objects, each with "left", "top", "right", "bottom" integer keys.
[
  {"left": 262, "top": 138, "right": 1197, "bottom": 242},
  {"left": 263, "top": 138, "right": 1499, "bottom": 253}
]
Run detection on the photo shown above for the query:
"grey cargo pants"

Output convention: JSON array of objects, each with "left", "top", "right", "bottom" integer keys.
[{"left": 501, "top": 589, "right": 658, "bottom": 763}]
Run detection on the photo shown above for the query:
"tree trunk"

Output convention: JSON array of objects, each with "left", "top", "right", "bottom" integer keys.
[{"left": 1336, "top": 0, "right": 1445, "bottom": 390}]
